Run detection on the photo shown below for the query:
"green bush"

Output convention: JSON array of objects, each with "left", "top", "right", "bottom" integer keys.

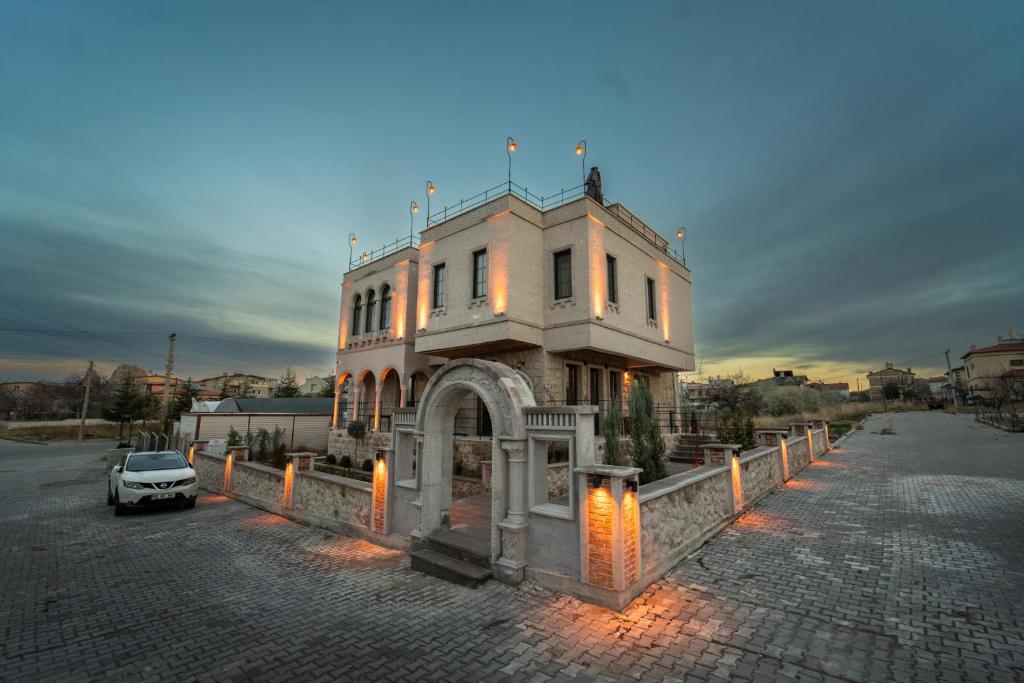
[
  {"left": 719, "top": 411, "right": 756, "bottom": 451},
  {"left": 325, "top": 454, "right": 337, "bottom": 465},
  {"left": 346, "top": 421, "right": 367, "bottom": 440},
  {"left": 339, "top": 455, "right": 353, "bottom": 468},
  {"left": 628, "top": 383, "right": 668, "bottom": 484},
  {"left": 360, "top": 458, "right": 373, "bottom": 472},
  {"left": 602, "top": 397, "right": 625, "bottom": 466}
]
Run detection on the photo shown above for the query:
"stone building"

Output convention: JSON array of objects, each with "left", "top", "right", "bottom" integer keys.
[
  {"left": 330, "top": 186, "right": 695, "bottom": 451},
  {"left": 961, "top": 329, "right": 1024, "bottom": 400},
  {"left": 866, "top": 363, "right": 916, "bottom": 400}
]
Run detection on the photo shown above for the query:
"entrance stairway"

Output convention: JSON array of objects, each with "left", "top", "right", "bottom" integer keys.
[
  {"left": 410, "top": 528, "right": 492, "bottom": 588},
  {"left": 669, "top": 434, "right": 706, "bottom": 465}
]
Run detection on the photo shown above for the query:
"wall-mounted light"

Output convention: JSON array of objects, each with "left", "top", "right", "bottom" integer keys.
[
  {"left": 375, "top": 451, "right": 386, "bottom": 462},
  {"left": 625, "top": 479, "right": 638, "bottom": 493},
  {"left": 591, "top": 473, "right": 603, "bottom": 489}
]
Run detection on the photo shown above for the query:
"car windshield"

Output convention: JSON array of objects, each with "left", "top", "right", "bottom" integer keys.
[{"left": 125, "top": 452, "right": 188, "bottom": 472}]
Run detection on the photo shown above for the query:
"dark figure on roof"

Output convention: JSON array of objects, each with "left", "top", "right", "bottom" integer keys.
[{"left": 585, "top": 166, "right": 603, "bottom": 204}]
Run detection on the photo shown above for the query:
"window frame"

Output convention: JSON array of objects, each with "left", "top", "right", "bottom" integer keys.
[
  {"left": 606, "top": 254, "right": 618, "bottom": 305},
  {"left": 431, "top": 262, "right": 447, "bottom": 310},
  {"left": 645, "top": 277, "right": 657, "bottom": 321},
  {"left": 365, "top": 289, "right": 376, "bottom": 333},
  {"left": 379, "top": 284, "right": 392, "bottom": 332},
  {"left": 471, "top": 248, "right": 488, "bottom": 300},
  {"left": 553, "top": 249, "right": 573, "bottom": 300},
  {"left": 351, "top": 294, "right": 362, "bottom": 336}
]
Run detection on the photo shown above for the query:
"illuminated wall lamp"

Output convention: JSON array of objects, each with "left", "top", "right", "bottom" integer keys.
[
  {"left": 625, "top": 479, "right": 638, "bottom": 493},
  {"left": 590, "top": 473, "right": 603, "bottom": 489}
]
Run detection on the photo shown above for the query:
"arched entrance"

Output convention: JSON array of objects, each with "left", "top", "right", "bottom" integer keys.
[{"left": 412, "top": 359, "right": 535, "bottom": 582}]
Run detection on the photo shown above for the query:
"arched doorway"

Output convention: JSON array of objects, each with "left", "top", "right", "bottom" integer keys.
[
  {"left": 379, "top": 369, "right": 401, "bottom": 432},
  {"left": 412, "top": 359, "right": 534, "bottom": 581},
  {"left": 358, "top": 370, "right": 376, "bottom": 427}
]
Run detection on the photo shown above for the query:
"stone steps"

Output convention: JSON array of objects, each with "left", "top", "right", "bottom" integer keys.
[{"left": 410, "top": 528, "right": 492, "bottom": 588}]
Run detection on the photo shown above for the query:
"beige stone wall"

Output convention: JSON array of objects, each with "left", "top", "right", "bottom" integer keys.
[
  {"left": 739, "top": 448, "right": 783, "bottom": 505},
  {"left": 328, "top": 430, "right": 391, "bottom": 462},
  {"left": 230, "top": 462, "right": 285, "bottom": 507},
  {"left": 640, "top": 469, "right": 734, "bottom": 576},
  {"left": 292, "top": 471, "right": 372, "bottom": 530}
]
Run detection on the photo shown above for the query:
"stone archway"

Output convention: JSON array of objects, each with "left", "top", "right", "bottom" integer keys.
[{"left": 413, "top": 358, "right": 535, "bottom": 583}]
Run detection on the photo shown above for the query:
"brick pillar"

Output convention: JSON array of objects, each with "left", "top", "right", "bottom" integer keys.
[
  {"left": 228, "top": 446, "right": 249, "bottom": 463},
  {"left": 700, "top": 443, "right": 740, "bottom": 466},
  {"left": 810, "top": 418, "right": 830, "bottom": 451},
  {"left": 789, "top": 422, "right": 813, "bottom": 461},
  {"left": 755, "top": 430, "right": 787, "bottom": 448},
  {"left": 370, "top": 449, "right": 392, "bottom": 535},
  {"left": 576, "top": 465, "right": 643, "bottom": 593}
]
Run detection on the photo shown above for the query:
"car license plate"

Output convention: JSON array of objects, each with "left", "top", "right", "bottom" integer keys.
[{"left": 152, "top": 492, "right": 175, "bottom": 500}]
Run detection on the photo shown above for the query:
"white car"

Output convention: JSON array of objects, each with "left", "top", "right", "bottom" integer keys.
[{"left": 107, "top": 450, "right": 199, "bottom": 515}]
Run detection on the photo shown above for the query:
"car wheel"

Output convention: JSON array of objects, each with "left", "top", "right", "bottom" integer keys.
[
  {"left": 114, "top": 492, "right": 127, "bottom": 516},
  {"left": 184, "top": 496, "right": 197, "bottom": 509},
  {"left": 107, "top": 486, "right": 114, "bottom": 506}
]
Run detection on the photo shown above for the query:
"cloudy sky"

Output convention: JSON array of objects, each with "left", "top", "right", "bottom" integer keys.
[{"left": 1, "top": 0, "right": 1022, "bottom": 387}]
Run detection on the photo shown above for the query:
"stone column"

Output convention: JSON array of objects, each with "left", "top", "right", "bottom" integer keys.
[
  {"left": 789, "top": 422, "right": 813, "bottom": 460},
  {"left": 810, "top": 418, "right": 830, "bottom": 451},
  {"left": 350, "top": 385, "right": 360, "bottom": 422},
  {"left": 754, "top": 430, "right": 788, "bottom": 448},
  {"left": 227, "top": 446, "right": 249, "bottom": 463},
  {"left": 331, "top": 380, "right": 342, "bottom": 428},
  {"left": 373, "top": 384, "right": 383, "bottom": 432},
  {"left": 575, "top": 465, "right": 643, "bottom": 598},
  {"left": 495, "top": 439, "right": 528, "bottom": 585},
  {"left": 398, "top": 373, "right": 408, "bottom": 409}
]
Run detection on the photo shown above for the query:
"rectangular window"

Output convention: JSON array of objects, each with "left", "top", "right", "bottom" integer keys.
[
  {"left": 646, "top": 277, "right": 657, "bottom": 320},
  {"left": 554, "top": 249, "right": 572, "bottom": 300},
  {"left": 1011, "top": 359, "right": 1023, "bottom": 367},
  {"left": 432, "top": 263, "right": 446, "bottom": 309},
  {"left": 566, "top": 364, "right": 580, "bottom": 406},
  {"left": 606, "top": 255, "right": 618, "bottom": 304},
  {"left": 472, "top": 249, "right": 488, "bottom": 299}
]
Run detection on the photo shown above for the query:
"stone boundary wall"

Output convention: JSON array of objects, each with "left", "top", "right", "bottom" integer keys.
[
  {"left": 193, "top": 451, "right": 402, "bottom": 549},
  {"left": 327, "top": 430, "right": 391, "bottom": 463},
  {"left": 637, "top": 427, "right": 829, "bottom": 588}
]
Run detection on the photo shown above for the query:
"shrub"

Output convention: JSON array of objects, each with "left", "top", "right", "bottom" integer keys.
[
  {"left": 273, "top": 444, "right": 288, "bottom": 470},
  {"left": 339, "top": 455, "right": 353, "bottom": 468},
  {"left": 602, "top": 397, "right": 625, "bottom": 466},
  {"left": 719, "top": 411, "right": 756, "bottom": 451},
  {"left": 325, "top": 454, "right": 337, "bottom": 465},
  {"left": 227, "top": 427, "right": 241, "bottom": 447},
  {"left": 360, "top": 458, "right": 373, "bottom": 472},
  {"left": 346, "top": 421, "right": 367, "bottom": 440},
  {"left": 628, "top": 383, "right": 668, "bottom": 484}
]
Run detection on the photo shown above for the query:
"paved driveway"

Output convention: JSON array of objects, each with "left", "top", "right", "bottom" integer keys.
[{"left": 1, "top": 413, "right": 1022, "bottom": 682}]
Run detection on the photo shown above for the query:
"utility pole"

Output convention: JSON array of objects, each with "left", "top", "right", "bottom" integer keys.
[
  {"left": 945, "top": 349, "right": 959, "bottom": 413},
  {"left": 78, "top": 360, "right": 93, "bottom": 442},
  {"left": 159, "top": 332, "right": 176, "bottom": 434}
]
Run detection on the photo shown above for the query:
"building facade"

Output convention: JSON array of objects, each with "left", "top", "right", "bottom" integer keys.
[
  {"left": 332, "top": 191, "right": 695, "bottom": 437},
  {"left": 961, "top": 329, "right": 1024, "bottom": 400},
  {"left": 866, "top": 363, "right": 916, "bottom": 400}
]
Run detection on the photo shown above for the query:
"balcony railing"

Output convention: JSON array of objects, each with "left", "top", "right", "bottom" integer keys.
[{"left": 347, "top": 234, "right": 420, "bottom": 272}]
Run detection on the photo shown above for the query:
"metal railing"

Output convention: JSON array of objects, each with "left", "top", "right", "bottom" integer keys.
[
  {"left": 347, "top": 234, "right": 420, "bottom": 272},
  {"left": 975, "top": 407, "right": 1023, "bottom": 432},
  {"left": 426, "top": 181, "right": 587, "bottom": 227}
]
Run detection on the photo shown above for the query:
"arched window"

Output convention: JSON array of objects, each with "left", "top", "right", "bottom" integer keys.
[
  {"left": 351, "top": 294, "right": 362, "bottom": 336},
  {"left": 379, "top": 285, "right": 392, "bottom": 332},
  {"left": 365, "top": 289, "right": 376, "bottom": 333}
]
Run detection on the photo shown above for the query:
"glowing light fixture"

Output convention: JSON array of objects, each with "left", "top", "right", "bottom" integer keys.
[
  {"left": 676, "top": 227, "right": 687, "bottom": 266},
  {"left": 576, "top": 139, "right": 587, "bottom": 184},
  {"left": 409, "top": 201, "right": 419, "bottom": 241},
  {"left": 425, "top": 180, "right": 436, "bottom": 227},
  {"left": 348, "top": 233, "right": 358, "bottom": 268},
  {"left": 506, "top": 136, "right": 517, "bottom": 186}
]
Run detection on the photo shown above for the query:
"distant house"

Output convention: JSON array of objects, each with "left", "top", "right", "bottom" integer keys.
[
  {"left": 768, "top": 369, "right": 809, "bottom": 387},
  {"left": 299, "top": 376, "right": 330, "bottom": 396},
  {"left": 198, "top": 373, "right": 280, "bottom": 398},
  {"left": 214, "top": 397, "right": 335, "bottom": 414},
  {"left": 926, "top": 376, "right": 949, "bottom": 397},
  {"left": 135, "top": 374, "right": 219, "bottom": 400},
  {"left": 815, "top": 382, "right": 850, "bottom": 399},
  {"left": 867, "top": 363, "right": 916, "bottom": 400},
  {"left": 961, "top": 328, "right": 1024, "bottom": 400}
]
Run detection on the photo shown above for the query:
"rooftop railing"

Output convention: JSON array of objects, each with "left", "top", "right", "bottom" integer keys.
[
  {"left": 347, "top": 181, "right": 688, "bottom": 273},
  {"left": 347, "top": 234, "right": 420, "bottom": 272}
]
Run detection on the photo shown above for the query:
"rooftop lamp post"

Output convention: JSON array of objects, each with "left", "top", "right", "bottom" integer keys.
[
  {"left": 409, "top": 201, "right": 419, "bottom": 242},
  {"left": 576, "top": 139, "right": 587, "bottom": 186},
  {"left": 425, "top": 180, "right": 435, "bottom": 228},
  {"left": 506, "top": 136, "right": 517, "bottom": 189},
  {"left": 676, "top": 227, "right": 687, "bottom": 266},
  {"left": 348, "top": 233, "right": 357, "bottom": 269}
]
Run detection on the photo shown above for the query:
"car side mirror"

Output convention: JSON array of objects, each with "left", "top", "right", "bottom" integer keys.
[{"left": 114, "top": 466, "right": 123, "bottom": 473}]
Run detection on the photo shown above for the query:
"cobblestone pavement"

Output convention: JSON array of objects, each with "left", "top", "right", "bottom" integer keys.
[{"left": 2, "top": 413, "right": 1023, "bottom": 682}]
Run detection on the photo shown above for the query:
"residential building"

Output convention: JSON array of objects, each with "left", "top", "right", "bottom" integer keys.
[
  {"left": 866, "top": 363, "right": 916, "bottom": 400},
  {"left": 926, "top": 376, "right": 948, "bottom": 397},
  {"left": 299, "top": 376, "right": 330, "bottom": 396},
  {"left": 768, "top": 369, "right": 808, "bottom": 386},
  {"left": 961, "top": 328, "right": 1024, "bottom": 400},
  {"left": 815, "top": 382, "right": 850, "bottom": 399},
  {"left": 333, "top": 186, "right": 695, "bottom": 434},
  {"left": 135, "top": 374, "right": 219, "bottom": 400},
  {"left": 198, "top": 373, "right": 279, "bottom": 398}
]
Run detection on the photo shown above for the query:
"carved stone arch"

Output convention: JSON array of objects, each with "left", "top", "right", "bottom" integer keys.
[{"left": 414, "top": 359, "right": 535, "bottom": 438}]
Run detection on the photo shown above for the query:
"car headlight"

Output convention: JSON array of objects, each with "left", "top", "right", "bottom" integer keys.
[
  {"left": 181, "top": 477, "right": 197, "bottom": 485},
  {"left": 122, "top": 480, "right": 145, "bottom": 489}
]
